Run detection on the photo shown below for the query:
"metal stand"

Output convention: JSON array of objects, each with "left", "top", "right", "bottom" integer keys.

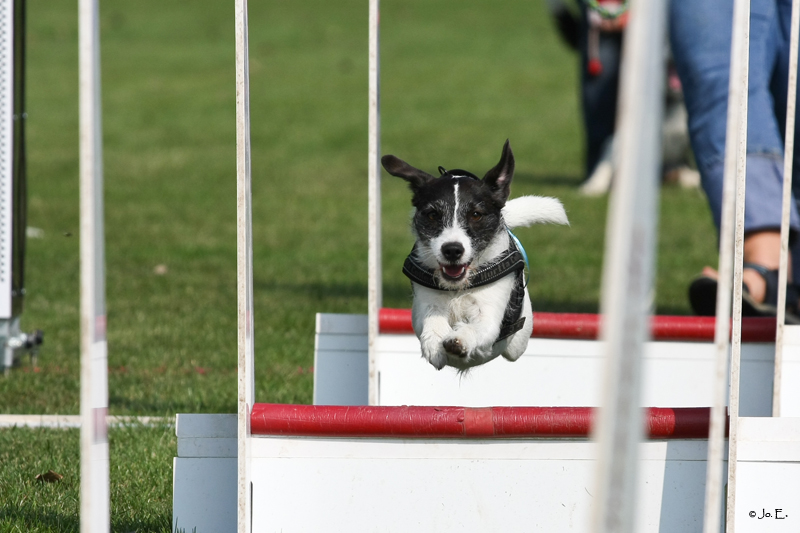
[{"left": 0, "top": 0, "right": 43, "bottom": 376}]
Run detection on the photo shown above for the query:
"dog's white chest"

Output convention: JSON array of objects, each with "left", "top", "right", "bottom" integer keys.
[
  {"left": 412, "top": 277, "right": 514, "bottom": 329},
  {"left": 442, "top": 292, "right": 482, "bottom": 326},
  {"left": 409, "top": 275, "right": 530, "bottom": 370}
]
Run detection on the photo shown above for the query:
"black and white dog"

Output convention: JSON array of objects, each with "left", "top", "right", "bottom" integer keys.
[{"left": 382, "top": 140, "right": 569, "bottom": 371}]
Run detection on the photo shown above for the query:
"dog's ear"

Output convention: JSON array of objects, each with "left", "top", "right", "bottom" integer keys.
[
  {"left": 482, "top": 139, "right": 515, "bottom": 203},
  {"left": 381, "top": 155, "right": 436, "bottom": 192}
]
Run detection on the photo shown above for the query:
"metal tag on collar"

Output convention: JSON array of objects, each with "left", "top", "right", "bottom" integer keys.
[{"left": 507, "top": 227, "right": 529, "bottom": 288}]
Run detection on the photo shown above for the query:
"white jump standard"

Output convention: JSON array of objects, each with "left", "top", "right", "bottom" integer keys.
[
  {"left": 79, "top": 0, "right": 111, "bottom": 530},
  {"left": 0, "top": 0, "right": 43, "bottom": 375}
]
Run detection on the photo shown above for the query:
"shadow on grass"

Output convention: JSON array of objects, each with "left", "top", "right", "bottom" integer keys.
[
  {"left": 0, "top": 507, "right": 80, "bottom": 532},
  {"left": 116, "top": 516, "right": 172, "bottom": 533}
]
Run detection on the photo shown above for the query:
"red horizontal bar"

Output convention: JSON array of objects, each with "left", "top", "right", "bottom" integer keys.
[
  {"left": 250, "top": 404, "right": 716, "bottom": 439},
  {"left": 379, "top": 308, "right": 776, "bottom": 342}
]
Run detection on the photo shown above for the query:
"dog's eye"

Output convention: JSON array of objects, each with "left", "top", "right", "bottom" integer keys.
[
  {"left": 470, "top": 211, "right": 483, "bottom": 222},
  {"left": 427, "top": 210, "right": 440, "bottom": 221}
]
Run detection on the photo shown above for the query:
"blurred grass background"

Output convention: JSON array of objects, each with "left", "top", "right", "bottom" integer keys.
[{"left": 0, "top": 0, "right": 718, "bottom": 529}]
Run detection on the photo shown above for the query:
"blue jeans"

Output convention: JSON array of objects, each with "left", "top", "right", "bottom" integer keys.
[
  {"left": 579, "top": 4, "right": 623, "bottom": 178},
  {"left": 670, "top": 0, "right": 800, "bottom": 275}
]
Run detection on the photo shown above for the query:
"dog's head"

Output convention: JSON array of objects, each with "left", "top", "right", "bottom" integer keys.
[{"left": 382, "top": 140, "right": 515, "bottom": 289}]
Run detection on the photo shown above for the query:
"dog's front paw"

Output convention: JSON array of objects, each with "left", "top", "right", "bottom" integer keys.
[
  {"left": 442, "top": 337, "right": 467, "bottom": 358},
  {"left": 421, "top": 338, "right": 448, "bottom": 370}
]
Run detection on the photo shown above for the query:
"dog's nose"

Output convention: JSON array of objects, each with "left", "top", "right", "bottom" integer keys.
[{"left": 441, "top": 242, "right": 464, "bottom": 262}]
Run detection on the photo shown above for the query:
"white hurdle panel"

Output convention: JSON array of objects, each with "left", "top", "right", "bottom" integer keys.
[
  {"left": 315, "top": 311, "right": 781, "bottom": 413},
  {"left": 246, "top": 404, "right": 717, "bottom": 533},
  {"left": 175, "top": 404, "right": 721, "bottom": 533},
  {"left": 172, "top": 308, "right": 800, "bottom": 532}
]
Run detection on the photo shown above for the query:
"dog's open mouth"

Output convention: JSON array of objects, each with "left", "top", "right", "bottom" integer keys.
[{"left": 441, "top": 264, "right": 468, "bottom": 281}]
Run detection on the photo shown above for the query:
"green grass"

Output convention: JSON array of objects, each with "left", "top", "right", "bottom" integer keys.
[
  {"left": 0, "top": 424, "right": 175, "bottom": 532},
  {"left": 0, "top": 0, "right": 719, "bottom": 530}
]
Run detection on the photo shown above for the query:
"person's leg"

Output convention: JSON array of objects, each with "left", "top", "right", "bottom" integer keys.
[
  {"left": 672, "top": 0, "right": 800, "bottom": 318},
  {"left": 672, "top": 0, "right": 794, "bottom": 226},
  {"left": 669, "top": 0, "right": 732, "bottom": 190},
  {"left": 743, "top": 0, "right": 800, "bottom": 297},
  {"left": 699, "top": 230, "right": 780, "bottom": 303},
  {"left": 770, "top": 0, "right": 800, "bottom": 282},
  {"left": 578, "top": 5, "right": 622, "bottom": 178},
  {"left": 742, "top": 231, "right": 783, "bottom": 301},
  {"left": 672, "top": 0, "right": 800, "bottom": 305}
]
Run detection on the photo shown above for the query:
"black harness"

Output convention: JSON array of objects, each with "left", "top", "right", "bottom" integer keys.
[{"left": 402, "top": 236, "right": 527, "bottom": 344}]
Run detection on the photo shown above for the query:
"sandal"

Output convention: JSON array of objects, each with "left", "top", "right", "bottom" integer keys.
[{"left": 688, "top": 263, "right": 800, "bottom": 324}]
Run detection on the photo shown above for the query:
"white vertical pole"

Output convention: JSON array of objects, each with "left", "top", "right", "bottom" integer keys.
[
  {"left": 726, "top": 95, "right": 748, "bottom": 533},
  {"left": 590, "top": 1, "right": 666, "bottom": 532},
  {"left": 774, "top": 0, "right": 800, "bottom": 418},
  {"left": 367, "top": 0, "right": 381, "bottom": 406},
  {"left": 703, "top": 1, "right": 750, "bottom": 532},
  {"left": 235, "top": 0, "right": 254, "bottom": 531},
  {"left": 79, "top": 0, "right": 110, "bottom": 530},
  {"left": 0, "top": 0, "right": 15, "bottom": 321}
]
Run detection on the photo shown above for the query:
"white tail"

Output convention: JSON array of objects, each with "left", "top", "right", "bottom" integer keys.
[{"left": 502, "top": 195, "right": 569, "bottom": 228}]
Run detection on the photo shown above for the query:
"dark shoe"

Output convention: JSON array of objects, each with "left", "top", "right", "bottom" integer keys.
[
  {"left": 688, "top": 275, "right": 719, "bottom": 316},
  {"left": 688, "top": 263, "right": 800, "bottom": 324}
]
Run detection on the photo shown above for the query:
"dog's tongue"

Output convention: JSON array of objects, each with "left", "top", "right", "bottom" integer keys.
[{"left": 443, "top": 265, "right": 466, "bottom": 279}]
